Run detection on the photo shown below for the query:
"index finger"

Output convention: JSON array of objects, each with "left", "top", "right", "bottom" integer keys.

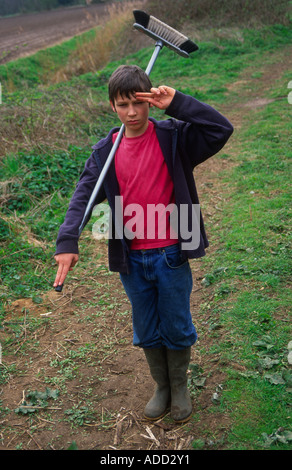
[
  {"left": 134, "top": 91, "right": 155, "bottom": 100},
  {"left": 54, "top": 263, "right": 70, "bottom": 288}
]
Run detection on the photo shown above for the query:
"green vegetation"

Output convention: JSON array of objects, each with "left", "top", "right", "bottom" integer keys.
[
  {"left": 0, "top": 0, "right": 291, "bottom": 450},
  {"left": 197, "top": 93, "right": 291, "bottom": 449}
]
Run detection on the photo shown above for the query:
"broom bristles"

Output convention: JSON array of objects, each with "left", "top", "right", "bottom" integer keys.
[
  {"left": 148, "top": 16, "right": 189, "bottom": 47},
  {"left": 133, "top": 10, "right": 198, "bottom": 57}
]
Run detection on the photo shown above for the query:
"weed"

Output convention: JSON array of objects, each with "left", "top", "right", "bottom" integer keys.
[
  {"left": 15, "top": 388, "right": 60, "bottom": 415},
  {"left": 64, "top": 403, "right": 96, "bottom": 427}
]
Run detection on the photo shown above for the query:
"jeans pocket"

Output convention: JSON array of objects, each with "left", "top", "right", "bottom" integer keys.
[{"left": 163, "top": 249, "right": 188, "bottom": 269}]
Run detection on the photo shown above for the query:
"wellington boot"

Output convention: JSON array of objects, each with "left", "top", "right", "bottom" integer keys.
[
  {"left": 167, "top": 347, "right": 192, "bottom": 423},
  {"left": 143, "top": 347, "right": 170, "bottom": 420}
]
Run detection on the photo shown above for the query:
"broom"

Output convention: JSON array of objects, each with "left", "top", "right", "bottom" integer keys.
[{"left": 55, "top": 10, "right": 198, "bottom": 291}]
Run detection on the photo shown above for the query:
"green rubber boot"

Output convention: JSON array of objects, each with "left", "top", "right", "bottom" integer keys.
[
  {"left": 167, "top": 347, "right": 192, "bottom": 423},
  {"left": 143, "top": 347, "right": 170, "bottom": 420}
]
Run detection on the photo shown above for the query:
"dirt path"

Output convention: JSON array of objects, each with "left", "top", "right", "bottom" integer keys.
[
  {"left": 1, "top": 233, "right": 230, "bottom": 451},
  {"left": 0, "top": 4, "right": 110, "bottom": 64},
  {"left": 0, "top": 123, "right": 252, "bottom": 450}
]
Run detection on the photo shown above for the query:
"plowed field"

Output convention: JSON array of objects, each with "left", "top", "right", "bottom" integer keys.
[{"left": 0, "top": 4, "right": 108, "bottom": 64}]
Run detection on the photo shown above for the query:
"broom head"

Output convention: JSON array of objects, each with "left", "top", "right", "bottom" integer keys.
[{"left": 133, "top": 10, "right": 198, "bottom": 58}]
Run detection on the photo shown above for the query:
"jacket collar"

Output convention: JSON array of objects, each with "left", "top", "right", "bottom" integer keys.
[
  {"left": 92, "top": 117, "right": 177, "bottom": 184},
  {"left": 91, "top": 117, "right": 176, "bottom": 151}
]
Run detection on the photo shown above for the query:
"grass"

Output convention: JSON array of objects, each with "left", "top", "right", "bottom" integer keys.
[
  {"left": 196, "top": 70, "right": 291, "bottom": 449},
  {"left": 0, "top": 10, "right": 291, "bottom": 450}
]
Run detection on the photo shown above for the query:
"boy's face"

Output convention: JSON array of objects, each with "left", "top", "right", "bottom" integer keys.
[{"left": 110, "top": 92, "right": 150, "bottom": 138}]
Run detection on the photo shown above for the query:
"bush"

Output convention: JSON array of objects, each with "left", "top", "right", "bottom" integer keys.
[{"left": 145, "top": 0, "right": 291, "bottom": 27}]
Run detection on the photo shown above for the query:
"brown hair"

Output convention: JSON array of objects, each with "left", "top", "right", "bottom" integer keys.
[{"left": 108, "top": 65, "right": 152, "bottom": 104}]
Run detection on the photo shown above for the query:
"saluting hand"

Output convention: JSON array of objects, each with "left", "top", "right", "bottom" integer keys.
[{"left": 135, "top": 86, "right": 176, "bottom": 110}]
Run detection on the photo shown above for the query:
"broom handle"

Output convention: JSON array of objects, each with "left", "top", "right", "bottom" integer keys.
[
  {"left": 54, "top": 41, "right": 163, "bottom": 292},
  {"left": 78, "top": 122, "right": 124, "bottom": 237},
  {"left": 78, "top": 40, "right": 163, "bottom": 236},
  {"left": 145, "top": 39, "right": 163, "bottom": 75}
]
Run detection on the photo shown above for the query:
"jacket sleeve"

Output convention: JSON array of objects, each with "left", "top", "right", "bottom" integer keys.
[
  {"left": 166, "top": 90, "right": 233, "bottom": 168},
  {"left": 55, "top": 152, "right": 106, "bottom": 255}
]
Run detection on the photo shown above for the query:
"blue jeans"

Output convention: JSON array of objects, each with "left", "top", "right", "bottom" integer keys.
[{"left": 120, "top": 244, "right": 197, "bottom": 350}]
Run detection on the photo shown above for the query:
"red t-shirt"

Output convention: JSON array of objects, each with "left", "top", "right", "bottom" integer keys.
[{"left": 114, "top": 121, "right": 178, "bottom": 249}]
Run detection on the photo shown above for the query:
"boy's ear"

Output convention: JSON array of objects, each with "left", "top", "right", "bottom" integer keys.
[{"left": 110, "top": 101, "right": 116, "bottom": 112}]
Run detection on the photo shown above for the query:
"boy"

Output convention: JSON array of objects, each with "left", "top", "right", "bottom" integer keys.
[{"left": 54, "top": 65, "right": 233, "bottom": 423}]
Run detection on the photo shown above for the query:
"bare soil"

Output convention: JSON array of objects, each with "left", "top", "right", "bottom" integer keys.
[
  {"left": 0, "top": 17, "right": 291, "bottom": 450},
  {"left": 0, "top": 4, "right": 110, "bottom": 64},
  {"left": 0, "top": 155, "right": 234, "bottom": 451}
]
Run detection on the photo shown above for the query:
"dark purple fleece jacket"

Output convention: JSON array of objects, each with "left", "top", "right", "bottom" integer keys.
[{"left": 55, "top": 91, "right": 233, "bottom": 273}]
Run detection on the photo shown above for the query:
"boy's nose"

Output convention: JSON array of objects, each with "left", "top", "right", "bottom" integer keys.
[{"left": 128, "top": 105, "right": 137, "bottom": 116}]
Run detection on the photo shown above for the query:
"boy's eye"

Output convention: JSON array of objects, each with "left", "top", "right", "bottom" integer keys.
[{"left": 116, "top": 101, "right": 143, "bottom": 107}]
